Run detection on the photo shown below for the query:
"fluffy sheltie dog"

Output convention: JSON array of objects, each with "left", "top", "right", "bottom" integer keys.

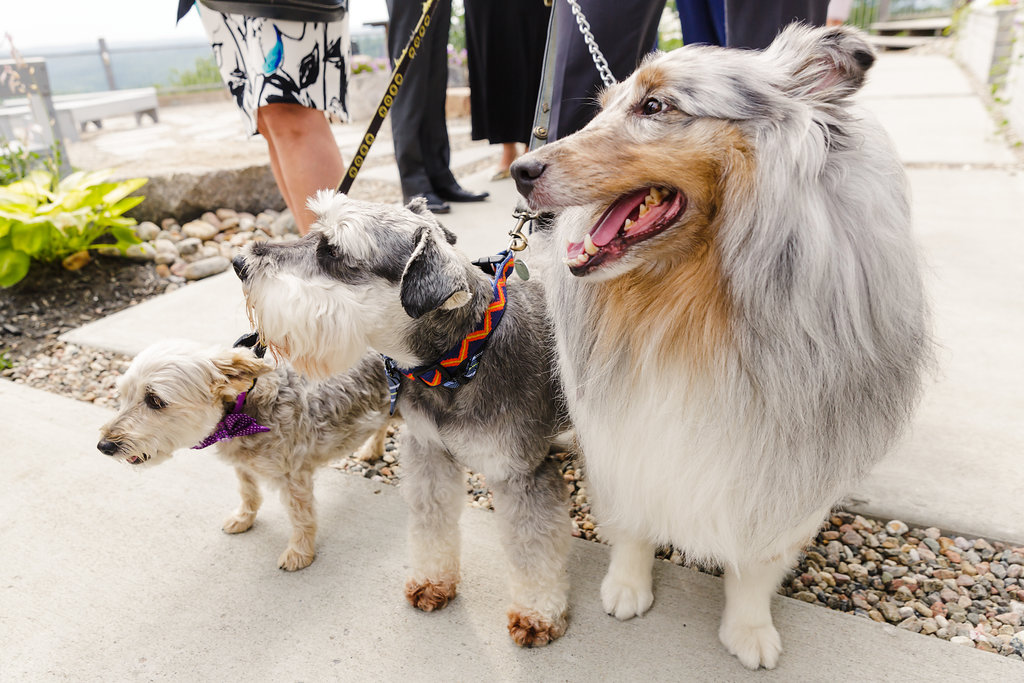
[{"left": 511, "top": 25, "right": 929, "bottom": 669}]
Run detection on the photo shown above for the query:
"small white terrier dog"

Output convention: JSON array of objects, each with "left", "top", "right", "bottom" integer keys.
[{"left": 97, "top": 339, "right": 390, "bottom": 571}]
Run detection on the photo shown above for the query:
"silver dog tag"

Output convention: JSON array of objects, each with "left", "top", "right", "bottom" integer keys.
[{"left": 514, "top": 259, "right": 530, "bottom": 281}]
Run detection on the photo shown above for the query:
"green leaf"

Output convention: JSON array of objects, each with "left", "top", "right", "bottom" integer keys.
[
  {"left": 0, "top": 248, "right": 30, "bottom": 287},
  {"left": 57, "top": 169, "right": 112, "bottom": 193},
  {"left": 0, "top": 186, "right": 38, "bottom": 211},
  {"left": 107, "top": 195, "right": 145, "bottom": 217},
  {"left": 102, "top": 177, "right": 147, "bottom": 206},
  {"left": 108, "top": 226, "right": 141, "bottom": 245},
  {"left": 10, "top": 222, "right": 50, "bottom": 256}
]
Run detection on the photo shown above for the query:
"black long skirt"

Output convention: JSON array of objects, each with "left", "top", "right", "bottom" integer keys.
[{"left": 464, "top": 0, "right": 551, "bottom": 144}]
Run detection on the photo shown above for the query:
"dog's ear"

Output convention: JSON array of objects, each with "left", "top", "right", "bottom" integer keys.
[
  {"left": 210, "top": 347, "right": 272, "bottom": 398},
  {"left": 405, "top": 199, "right": 457, "bottom": 244},
  {"left": 438, "top": 224, "right": 458, "bottom": 245},
  {"left": 766, "top": 24, "right": 875, "bottom": 102},
  {"left": 400, "top": 226, "right": 472, "bottom": 319},
  {"left": 405, "top": 197, "right": 441, "bottom": 223}
]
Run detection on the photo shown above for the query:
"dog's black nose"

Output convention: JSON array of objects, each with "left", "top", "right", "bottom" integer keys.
[
  {"left": 97, "top": 440, "right": 119, "bottom": 456},
  {"left": 232, "top": 254, "right": 247, "bottom": 281},
  {"left": 511, "top": 158, "right": 546, "bottom": 198}
]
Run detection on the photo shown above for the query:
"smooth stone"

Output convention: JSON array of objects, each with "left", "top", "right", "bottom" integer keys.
[
  {"left": 885, "top": 520, "right": 909, "bottom": 536},
  {"left": 182, "top": 220, "right": 219, "bottom": 241},
  {"left": 183, "top": 256, "right": 230, "bottom": 281},
  {"left": 133, "top": 221, "right": 160, "bottom": 241}
]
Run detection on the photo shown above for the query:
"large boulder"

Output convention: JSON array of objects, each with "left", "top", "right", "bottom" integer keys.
[{"left": 127, "top": 165, "right": 285, "bottom": 224}]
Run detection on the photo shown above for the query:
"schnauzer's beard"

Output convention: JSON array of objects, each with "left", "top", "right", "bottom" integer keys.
[{"left": 245, "top": 272, "right": 405, "bottom": 380}]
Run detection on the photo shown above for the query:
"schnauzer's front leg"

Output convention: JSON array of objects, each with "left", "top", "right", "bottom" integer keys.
[
  {"left": 490, "top": 456, "right": 571, "bottom": 647},
  {"left": 401, "top": 435, "right": 465, "bottom": 611},
  {"left": 223, "top": 467, "right": 263, "bottom": 534},
  {"left": 278, "top": 469, "right": 317, "bottom": 571}
]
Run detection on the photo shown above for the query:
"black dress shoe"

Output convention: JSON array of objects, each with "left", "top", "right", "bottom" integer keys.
[
  {"left": 435, "top": 183, "right": 489, "bottom": 202},
  {"left": 409, "top": 192, "right": 450, "bottom": 214}
]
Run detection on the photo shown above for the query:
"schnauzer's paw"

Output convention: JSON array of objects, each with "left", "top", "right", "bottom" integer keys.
[
  {"left": 222, "top": 514, "right": 256, "bottom": 534},
  {"left": 507, "top": 608, "right": 567, "bottom": 648},
  {"left": 404, "top": 577, "right": 457, "bottom": 612},
  {"left": 601, "top": 572, "right": 654, "bottom": 620},
  {"left": 718, "top": 619, "right": 782, "bottom": 670},
  {"left": 278, "top": 547, "right": 315, "bottom": 571}
]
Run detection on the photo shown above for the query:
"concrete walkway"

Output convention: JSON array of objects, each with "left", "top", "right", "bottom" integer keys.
[
  {"left": 4, "top": 51, "right": 1024, "bottom": 678},
  {"left": 1, "top": 379, "right": 1019, "bottom": 680}
]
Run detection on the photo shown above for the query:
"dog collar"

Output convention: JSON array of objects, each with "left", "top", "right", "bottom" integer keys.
[
  {"left": 381, "top": 249, "right": 516, "bottom": 414},
  {"left": 192, "top": 389, "right": 270, "bottom": 449}
]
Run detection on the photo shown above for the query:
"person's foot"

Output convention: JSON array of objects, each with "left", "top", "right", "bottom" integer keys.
[
  {"left": 435, "top": 183, "right": 489, "bottom": 202},
  {"left": 409, "top": 192, "right": 451, "bottom": 214}
]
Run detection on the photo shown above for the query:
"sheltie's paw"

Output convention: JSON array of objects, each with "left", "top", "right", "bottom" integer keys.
[
  {"left": 600, "top": 571, "right": 654, "bottom": 620},
  {"left": 718, "top": 618, "right": 782, "bottom": 670}
]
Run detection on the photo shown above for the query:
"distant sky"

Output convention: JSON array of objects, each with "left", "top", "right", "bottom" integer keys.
[{"left": 3, "top": 0, "right": 391, "bottom": 50}]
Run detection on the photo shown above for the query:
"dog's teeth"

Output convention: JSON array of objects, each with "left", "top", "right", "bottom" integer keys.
[
  {"left": 624, "top": 218, "right": 634, "bottom": 229},
  {"left": 583, "top": 234, "right": 598, "bottom": 255},
  {"left": 639, "top": 204, "right": 649, "bottom": 217},
  {"left": 576, "top": 252, "right": 589, "bottom": 265}
]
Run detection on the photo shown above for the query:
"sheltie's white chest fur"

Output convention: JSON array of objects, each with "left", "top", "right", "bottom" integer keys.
[{"left": 559, "top": 340, "right": 826, "bottom": 569}]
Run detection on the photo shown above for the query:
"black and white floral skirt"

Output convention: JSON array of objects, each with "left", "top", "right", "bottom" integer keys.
[{"left": 198, "top": 5, "right": 350, "bottom": 136}]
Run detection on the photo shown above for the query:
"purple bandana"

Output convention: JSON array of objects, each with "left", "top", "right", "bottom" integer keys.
[{"left": 192, "top": 392, "right": 270, "bottom": 449}]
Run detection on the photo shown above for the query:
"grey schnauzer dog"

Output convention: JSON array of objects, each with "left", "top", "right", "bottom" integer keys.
[
  {"left": 97, "top": 339, "right": 389, "bottom": 571},
  {"left": 512, "top": 25, "right": 930, "bottom": 669},
  {"left": 233, "top": 193, "right": 571, "bottom": 647}
]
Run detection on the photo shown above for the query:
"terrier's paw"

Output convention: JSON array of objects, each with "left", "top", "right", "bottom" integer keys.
[
  {"left": 354, "top": 433, "right": 385, "bottom": 462},
  {"left": 507, "top": 608, "right": 567, "bottom": 648},
  {"left": 601, "top": 572, "right": 654, "bottom": 620},
  {"left": 278, "top": 547, "right": 315, "bottom": 571},
  {"left": 222, "top": 514, "right": 255, "bottom": 534},
  {"left": 404, "top": 577, "right": 457, "bottom": 612},
  {"left": 718, "top": 619, "right": 782, "bottom": 670}
]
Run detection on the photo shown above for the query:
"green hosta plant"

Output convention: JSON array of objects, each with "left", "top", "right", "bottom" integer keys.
[{"left": 0, "top": 169, "right": 146, "bottom": 287}]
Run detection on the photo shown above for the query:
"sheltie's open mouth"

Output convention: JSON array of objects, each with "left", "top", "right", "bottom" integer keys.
[{"left": 565, "top": 187, "right": 686, "bottom": 276}]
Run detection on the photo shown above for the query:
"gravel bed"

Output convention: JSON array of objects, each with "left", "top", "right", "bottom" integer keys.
[{"left": 3, "top": 141, "right": 1021, "bottom": 659}]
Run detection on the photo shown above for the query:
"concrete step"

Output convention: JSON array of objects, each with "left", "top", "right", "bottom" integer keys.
[{"left": 1, "top": 379, "right": 1019, "bottom": 680}]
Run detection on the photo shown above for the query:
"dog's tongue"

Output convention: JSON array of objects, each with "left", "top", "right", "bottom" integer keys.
[{"left": 568, "top": 189, "right": 649, "bottom": 257}]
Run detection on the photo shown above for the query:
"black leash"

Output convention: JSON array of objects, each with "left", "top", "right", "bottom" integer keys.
[{"left": 337, "top": 0, "right": 442, "bottom": 194}]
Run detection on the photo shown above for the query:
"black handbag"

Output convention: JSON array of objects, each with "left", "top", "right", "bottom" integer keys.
[{"left": 198, "top": 0, "right": 347, "bottom": 22}]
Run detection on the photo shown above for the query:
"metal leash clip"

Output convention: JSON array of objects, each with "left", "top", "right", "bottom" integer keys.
[
  {"left": 508, "top": 208, "right": 539, "bottom": 252},
  {"left": 508, "top": 208, "right": 540, "bottom": 280}
]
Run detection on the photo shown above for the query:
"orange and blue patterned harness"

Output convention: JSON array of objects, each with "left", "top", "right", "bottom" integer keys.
[{"left": 382, "top": 249, "right": 516, "bottom": 414}]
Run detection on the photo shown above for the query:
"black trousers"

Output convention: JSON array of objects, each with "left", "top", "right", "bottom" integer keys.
[
  {"left": 725, "top": 0, "right": 828, "bottom": 49},
  {"left": 386, "top": 0, "right": 456, "bottom": 199},
  {"left": 547, "top": 0, "right": 829, "bottom": 141},
  {"left": 548, "top": 0, "right": 665, "bottom": 141}
]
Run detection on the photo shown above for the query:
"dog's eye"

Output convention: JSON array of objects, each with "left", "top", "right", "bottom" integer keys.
[
  {"left": 144, "top": 392, "right": 166, "bottom": 410},
  {"left": 640, "top": 98, "right": 665, "bottom": 116}
]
